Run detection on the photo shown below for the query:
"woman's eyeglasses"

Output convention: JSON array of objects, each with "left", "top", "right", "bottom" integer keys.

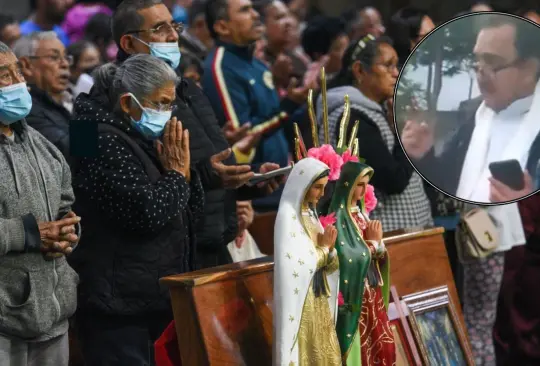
[{"left": 144, "top": 99, "right": 177, "bottom": 112}]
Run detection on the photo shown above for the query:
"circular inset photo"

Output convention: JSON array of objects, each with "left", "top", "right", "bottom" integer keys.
[{"left": 395, "top": 12, "right": 540, "bottom": 205}]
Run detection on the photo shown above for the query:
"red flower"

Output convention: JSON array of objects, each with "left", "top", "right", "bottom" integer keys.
[
  {"left": 364, "top": 184, "right": 377, "bottom": 214},
  {"left": 319, "top": 212, "right": 336, "bottom": 228},
  {"left": 342, "top": 149, "right": 359, "bottom": 164},
  {"left": 307, "top": 144, "right": 344, "bottom": 181},
  {"left": 338, "top": 292, "right": 345, "bottom": 306}
]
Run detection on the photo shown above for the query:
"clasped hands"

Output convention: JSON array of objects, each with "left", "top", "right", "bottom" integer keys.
[{"left": 39, "top": 211, "right": 81, "bottom": 259}]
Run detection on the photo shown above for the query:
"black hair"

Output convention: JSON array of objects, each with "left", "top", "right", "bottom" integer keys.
[
  {"left": 252, "top": 0, "right": 273, "bottom": 23},
  {"left": 479, "top": 14, "right": 540, "bottom": 62},
  {"left": 0, "top": 14, "right": 16, "bottom": 33},
  {"left": 205, "top": 0, "right": 230, "bottom": 40},
  {"left": 386, "top": 6, "right": 429, "bottom": 66},
  {"left": 178, "top": 49, "right": 204, "bottom": 77},
  {"left": 301, "top": 15, "right": 346, "bottom": 61},
  {"left": 188, "top": 0, "right": 209, "bottom": 26},
  {"left": 330, "top": 35, "right": 394, "bottom": 89},
  {"left": 316, "top": 169, "right": 330, "bottom": 181},
  {"left": 85, "top": 12, "right": 113, "bottom": 45},
  {"left": 67, "top": 40, "right": 97, "bottom": 67},
  {"left": 112, "top": 0, "right": 162, "bottom": 46}
]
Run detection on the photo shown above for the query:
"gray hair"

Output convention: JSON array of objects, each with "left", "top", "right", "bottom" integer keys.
[
  {"left": 93, "top": 54, "right": 179, "bottom": 111},
  {"left": 112, "top": 0, "right": 163, "bottom": 47},
  {"left": 11, "top": 31, "right": 58, "bottom": 58},
  {"left": 0, "top": 41, "right": 10, "bottom": 55}
]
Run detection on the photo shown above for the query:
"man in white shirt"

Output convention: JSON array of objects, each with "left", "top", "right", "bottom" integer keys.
[{"left": 402, "top": 14, "right": 540, "bottom": 204}]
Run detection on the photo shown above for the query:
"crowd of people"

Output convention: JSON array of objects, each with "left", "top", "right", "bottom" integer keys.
[{"left": 0, "top": 0, "right": 539, "bottom": 365}]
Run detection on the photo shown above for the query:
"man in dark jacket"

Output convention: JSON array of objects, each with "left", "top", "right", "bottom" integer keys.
[
  {"left": 402, "top": 15, "right": 540, "bottom": 203},
  {"left": 90, "top": 0, "right": 277, "bottom": 268},
  {"left": 12, "top": 31, "right": 73, "bottom": 158},
  {"left": 0, "top": 40, "right": 80, "bottom": 366}
]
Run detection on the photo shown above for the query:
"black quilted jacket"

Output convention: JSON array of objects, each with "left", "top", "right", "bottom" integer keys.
[{"left": 69, "top": 93, "right": 205, "bottom": 315}]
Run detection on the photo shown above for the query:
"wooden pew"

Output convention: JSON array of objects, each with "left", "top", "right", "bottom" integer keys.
[{"left": 161, "top": 223, "right": 467, "bottom": 366}]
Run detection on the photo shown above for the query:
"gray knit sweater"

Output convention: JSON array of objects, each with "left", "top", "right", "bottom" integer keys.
[{"left": 0, "top": 120, "right": 79, "bottom": 341}]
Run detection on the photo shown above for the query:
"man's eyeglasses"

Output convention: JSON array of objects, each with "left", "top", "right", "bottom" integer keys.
[
  {"left": 30, "top": 54, "right": 73, "bottom": 66},
  {"left": 470, "top": 58, "right": 521, "bottom": 80},
  {"left": 144, "top": 99, "right": 177, "bottom": 112},
  {"left": 126, "top": 22, "right": 184, "bottom": 37}
]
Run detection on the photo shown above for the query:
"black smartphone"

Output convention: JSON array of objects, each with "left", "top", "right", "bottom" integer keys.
[{"left": 488, "top": 159, "right": 525, "bottom": 191}]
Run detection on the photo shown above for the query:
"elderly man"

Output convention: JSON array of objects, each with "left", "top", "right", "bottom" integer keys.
[
  {"left": 0, "top": 40, "right": 80, "bottom": 366},
  {"left": 12, "top": 32, "right": 72, "bottom": 158},
  {"left": 347, "top": 6, "right": 386, "bottom": 40}
]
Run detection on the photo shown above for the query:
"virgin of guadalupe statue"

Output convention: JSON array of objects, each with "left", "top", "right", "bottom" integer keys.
[
  {"left": 328, "top": 161, "right": 395, "bottom": 366},
  {"left": 273, "top": 157, "right": 342, "bottom": 366}
]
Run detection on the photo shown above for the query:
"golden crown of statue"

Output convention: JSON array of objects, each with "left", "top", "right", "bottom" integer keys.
[{"left": 293, "top": 67, "right": 361, "bottom": 162}]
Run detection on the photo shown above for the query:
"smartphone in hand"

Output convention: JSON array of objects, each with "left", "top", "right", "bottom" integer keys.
[{"left": 488, "top": 159, "right": 525, "bottom": 191}]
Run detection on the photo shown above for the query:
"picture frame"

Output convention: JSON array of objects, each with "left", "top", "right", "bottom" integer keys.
[
  {"left": 402, "top": 286, "right": 475, "bottom": 366},
  {"left": 388, "top": 286, "right": 422, "bottom": 366}
]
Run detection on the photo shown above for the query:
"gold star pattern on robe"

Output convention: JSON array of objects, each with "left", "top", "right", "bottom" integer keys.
[
  {"left": 298, "top": 259, "right": 304, "bottom": 265},
  {"left": 286, "top": 253, "right": 292, "bottom": 259},
  {"left": 294, "top": 288, "right": 299, "bottom": 294},
  {"left": 293, "top": 271, "right": 299, "bottom": 278},
  {"left": 289, "top": 315, "right": 295, "bottom": 322}
]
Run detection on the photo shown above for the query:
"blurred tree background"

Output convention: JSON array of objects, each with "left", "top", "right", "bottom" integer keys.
[{"left": 395, "top": 14, "right": 483, "bottom": 132}]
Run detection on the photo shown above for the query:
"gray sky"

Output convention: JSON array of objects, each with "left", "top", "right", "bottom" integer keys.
[{"left": 404, "top": 64, "right": 481, "bottom": 111}]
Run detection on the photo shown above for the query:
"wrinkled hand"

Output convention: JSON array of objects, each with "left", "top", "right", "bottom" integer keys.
[
  {"left": 157, "top": 118, "right": 191, "bottom": 181},
  {"left": 489, "top": 171, "right": 534, "bottom": 203},
  {"left": 271, "top": 53, "right": 293, "bottom": 89},
  {"left": 234, "top": 128, "right": 263, "bottom": 154},
  {"left": 40, "top": 211, "right": 81, "bottom": 258},
  {"left": 287, "top": 77, "right": 312, "bottom": 105},
  {"left": 39, "top": 212, "right": 80, "bottom": 244},
  {"left": 256, "top": 162, "right": 284, "bottom": 194},
  {"left": 365, "top": 220, "right": 383, "bottom": 242},
  {"left": 222, "top": 120, "right": 251, "bottom": 146},
  {"left": 400, "top": 120, "right": 434, "bottom": 160},
  {"left": 237, "top": 200, "right": 254, "bottom": 233},
  {"left": 318, "top": 225, "right": 337, "bottom": 250},
  {"left": 211, "top": 149, "right": 254, "bottom": 189}
]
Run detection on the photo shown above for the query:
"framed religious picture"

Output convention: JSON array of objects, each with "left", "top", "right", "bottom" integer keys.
[
  {"left": 388, "top": 286, "right": 422, "bottom": 366},
  {"left": 402, "top": 286, "right": 475, "bottom": 366}
]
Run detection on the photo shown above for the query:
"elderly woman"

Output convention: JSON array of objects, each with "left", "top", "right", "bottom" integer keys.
[
  {"left": 316, "top": 35, "right": 433, "bottom": 231},
  {"left": 69, "top": 54, "right": 204, "bottom": 366}
]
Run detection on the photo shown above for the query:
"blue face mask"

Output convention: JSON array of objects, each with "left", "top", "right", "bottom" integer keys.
[
  {"left": 128, "top": 93, "right": 172, "bottom": 139},
  {"left": 135, "top": 38, "right": 181, "bottom": 69},
  {"left": 0, "top": 82, "right": 32, "bottom": 125}
]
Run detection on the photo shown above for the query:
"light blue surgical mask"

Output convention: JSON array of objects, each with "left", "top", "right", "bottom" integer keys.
[
  {"left": 0, "top": 82, "right": 32, "bottom": 125},
  {"left": 135, "top": 38, "right": 181, "bottom": 69},
  {"left": 128, "top": 93, "right": 172, "bottom": 139}
]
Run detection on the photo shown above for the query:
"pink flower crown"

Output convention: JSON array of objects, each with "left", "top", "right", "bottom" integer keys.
[{"left": 307, "top": 144, "right": 359, "bottom": 181}]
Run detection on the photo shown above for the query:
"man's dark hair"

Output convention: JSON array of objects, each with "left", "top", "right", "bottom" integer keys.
[
  {"left": 0, "top": 15, "right": 16, "bottom": 34},
  {"left": 112, "top": 0, "right": 162, "bottom": 46},
  {"left": 480, "top": 14, "right": 540, "bottom": 62},
  {"left": 301, "top": 15, "right": 346, "bottom": 61},
  {"left": 205, "top": 0, "right": 229, "bottom": 40}
]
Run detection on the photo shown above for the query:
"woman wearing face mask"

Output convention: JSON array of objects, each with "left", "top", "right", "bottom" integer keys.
[
  {"left": 68, "top": 54, "right": 205, "bottom": 366},
  {"left": 316, "top": 35, "right": 433, "bottom": 232}
]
